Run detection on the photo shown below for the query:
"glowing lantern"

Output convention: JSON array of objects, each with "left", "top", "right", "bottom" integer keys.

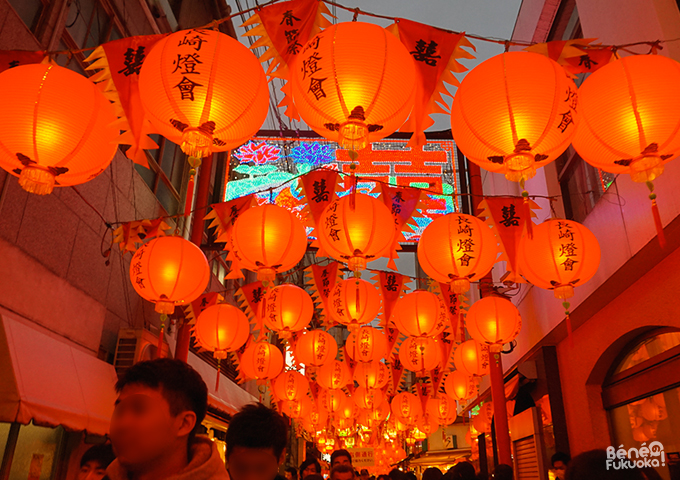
[
  {"left": 517, "top": 219, "right": 600, "bottom": 303},
  {"left": 426, "top": 396, "right": 458, "bottom": 426},
  {"left": 451, "top": 51, "right": 578, "bottom": 184},
  {"left": 193, "top": 304, "right": 250, "bottom": 359},
  {"left": 416, "top": 415, "right": 439, "bottom": 437},
  {"left": 454, "top": 340, "right": 490, "bottom": 377},
  {"left": 273, "top": 370, "right": 309, "bottom": 402},
  {"left": 318, "top": 194, "right": 395, "bottom": 273},
  {"left": 263, "top": 284, "right": 314, "bottom": 336},
  {"left": 572, "top": 55, "right": 680, "bottom": 247},
  {"left": 393, "top": 290, "right": 448, "bottom": 337},
  {"left": 353, "top": 361, "right": 390, "bottom": 389},
  {"left": 329, "top": 278, "right": 382, "bottom": 329},
  {"left": 472, "top": 402, "right": 494, "bottom": 434},
  {"left": 465, "top": 296, "right": 522, "bottom": 350},
  {"left": 239, "top": 342, "right": 284, "bottom": 380},
  {"left": 231, "top": 204, "right": 308, "bottom": 283},
  {"left": 0, "top": 64, "right": 119, "bottom": 195},
  {"left": 444, "top": 370, "right": 477, "bottom": 401},
  {"left": 346, "top": 326, "right": 388, "bottom": 363},
  {"left": 281, "top": 395, "right": 313, "bottom": 419},
  {"left": 417, "top": 213, "right": 498, "bottom": 294},
  {"left": 319, "top": 389, "right": 348, "bottom": 414},
  {"left": 130, "top": 236, "right": 210, "bottom": 314},
  {"left": 391, "top": 392, "right": 423, "bottom": 423},
  {"left": 139, "top": 29, "right": 268, "bottom": 160},
  {"left": 304, "top": 404, "right": 329, "bottom": 431},
  {"left": 399, "top": 336, "right": 441, "bottom": 373},
  {"left": 295, "top": 330, "right": 338, "bottom": 367},
  {"left": 290, "top": 22, "right": 416, "bottom": 153},
  {"left": 353, "top": 387, "right": 384, "bottom": 410},
  {"left": 360, "top": 402, "right": 391, "bottom": 426},
  {"left": 337, "top": 398, "right": 359, "bottom": 421},
  {"left": 316, "top": 359, "right": 351, "bottom": 390}
]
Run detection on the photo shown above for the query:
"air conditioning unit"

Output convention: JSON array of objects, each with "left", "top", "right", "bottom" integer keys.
[{"left": 113, "top": 328, "right": 171, "bottom": 377}]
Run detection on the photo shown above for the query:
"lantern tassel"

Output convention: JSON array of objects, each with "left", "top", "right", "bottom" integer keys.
[
  {"left": 215, "top": 358, "right": 221, "bottom": 391},
  {"left": 157, "top": 313, "right": 167, "bottom": 358},
  {"left": 563, "top": 301, "right": 573, "bottom": 348},
  {"left": 521, "top": 186, "right": 533, "bottom": 239},
  {"left": 650, "top": 197, "right": 666, "bottom": 249},
  {"left": 184, "top": 171, "right": 196, "bottom": 217}
]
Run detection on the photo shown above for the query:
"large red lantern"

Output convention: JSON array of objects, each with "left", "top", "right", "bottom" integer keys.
[
  {"left": 444, "top": 370, "right": 477, "bottom": 402},
  {"left": 239, "top": 342, "right": 284, "bottom": 380},
  {"left": 345, "top": 326, "right": 388, "bottom": 363},
  {"left": 139, "top": 29, "right": 268, "bottom": 160},
  {"left": 281, "top": 395, "right": 313, "bottom": 419},
  {"left": 353, "top": 387, "right": 384, "bottom": 410},
  {"left": 391, "top": 392, "right": 422, "bottom": 424},
  {"left": 453, "top": 340, "right": 490, "bottom": 377},
  {"left": 317, "top": 194, "right": 396, "bottom": 273},
  {"left": 130, "top": 236, "right": 210, "bottom": 314},
  {"left": 231, "top": 204, "right": 308, "bottom": 283},
  {"left": 263, "top": 284, "right": 314, "bottom": 336},
  {"left": 295, "top": 330, "right": 338, "bottom": 367},
  {"left": 465, "top": 296, "right": 522, "bottom": 350},
  {"left": 318, "top": 388, "right": 349, "bottom": 415},
  {"left": 353, "top": 361, "right": 390, "bottom": 389},
  {"left": 193, "top": 303, "right": 250, "bottom": 359},
  {"left": 392, "top": 290, "right": 448, "bottom": 337},
  {"left": 273, "top": 370, "right": 309, "bottom": 402},
  {"left": 329, "top": 278, "right": 382, "bottom": 329},
  {"left": 417, "top": 213, "right": 498, "bottom": 294},
  {"left": 290, "top": 22, "right": 416, "bottom": 153},
  {"left": 399, "top": 337, "right": 441, "bottom": 374},
  {"left": 316, "top": 359, "right": 352, "bottom": 390},
  {"left": 451, "top": 52, "right": 578, "bottom": 184},
  {"left": 426, "top": 396, "right": 458, "bottom": 426}
]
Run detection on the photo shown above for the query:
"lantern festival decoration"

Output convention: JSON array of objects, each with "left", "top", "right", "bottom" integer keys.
[
  {"left": 353, "top": 386, "right": 384, "bottom": 410},
  {"left": 0, "top": 64, "right": 119, "bottom": 195},
  {"left": 295, "top": 329, "right": 338, "bottom": 367},
  {"left": 318, "top": 388, "right": 349, "bottom": 415},
  {"left": 415, "top": 415, "right": 439, "bottom": 438},
  {"left": 451, "top": 51, "right": 578, "bottom": 185},
  {"left": 392, "top": 290, "right": 449, "bottom": 337},
  {"left": 263, "top": 284, "right": 314, "bottom": 337},
  {"left": 445, "top": 370, "right": 477, "bottom": 401},
  {"left": 426, "top": 396, "right": 458, "bottom": 426},
  {"left": 139, "top": 29, "right": 269, "bottom": 162},
  {"left": 316, "top": 359, "right": 352, "bottom": 390},
  {"left": 273, "top": 370, "right": 310, "bottom": 402},
  {"left": 345, "top": 326, "right": 388, "bottom": 363},
  {"left": 318, "top": 194, "right": 396, "bottom": 274},
  {"left": 239, "top": 341, "right": 284, "bottom": 380},
  {"left": 353, "top": 361, "right": 390, "bottom": 389},
  {"left": 290, "top": 22, "right": 417, "bottom": 154},
  {"left": 391, "top": 392, "right": 423, "bottom": 425},
  {"left": 230, "top": 204, "right": 308, "bottom": 283},
  {"left": 572, "top": 54, "right": 680, "bottom": 248},
  {"left": 130, "top": 236, "right": 210, "bottom": 314},
  {"left": 329, "top": 278, "right": 382, "bottom": 329},
  {"left": 454, "top": 340, "right": 490, "bottom": 377},
  {"left": 399, "top": 336, "right": 442, "bottom": 374},
  {"left": 465, "top": 296, "right": 522, "bottom": 350},
  {"left": 281, "top": 395, "right": 313, "bottom": 419},
  {"left": 193, "top": 303, "right": 250, "bottom": 359}
]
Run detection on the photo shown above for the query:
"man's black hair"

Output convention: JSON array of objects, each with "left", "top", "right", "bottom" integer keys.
[
  {"left": 80, "top": 443, "right": 115, "bottom": 468},
  {"left": 331, "top": 449, "right": 352, "bottom": 466},
  {"left": 115, "top": 358, "right": 208, "bottom": 436},
  {"left": 551, "top": 451, "right": 572, "bottom": 467},
  {"left": 331, "top": 465, "right": 354, "bottom": 479},
  {"left": 225, "top": 403, "right": 288, "bottom": 458},
  {"left": 300, "top": 458, "right": 321, "bottom": 476},
  {"left": 287, "top": 466, "right": 299, "bottom": 480}
]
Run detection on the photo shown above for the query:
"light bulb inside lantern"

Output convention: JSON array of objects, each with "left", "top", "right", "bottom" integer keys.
[
  {"left": 503, "top": 152, "right": 537, "bottom": 183},
  {"left": 629, "top": 155, "right": 665, "bottom": 183}
]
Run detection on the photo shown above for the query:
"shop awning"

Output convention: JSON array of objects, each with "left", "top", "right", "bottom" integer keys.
[
  {"left": 0, "top": 309, "right": 118, "bottom": 436},
  {"left": 187, "top": 353, "right": 257, "bottom": 415}
]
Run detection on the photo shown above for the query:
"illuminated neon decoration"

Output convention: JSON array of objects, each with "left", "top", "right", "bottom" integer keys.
[
  {"left": 290, "top": 143, "right": 335, "bottom": 166},
  {"left": 234, "top": 141, "right": 282, "bottom": 165}
]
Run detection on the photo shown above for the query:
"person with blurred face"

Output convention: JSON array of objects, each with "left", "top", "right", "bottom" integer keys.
[
  {"left": 225, "top": 403, "right": 288, "bottom": 480},
  {"left": 299, "top": 458, "right": 322, "bottom": 479},
  {"left": 330, "top": 450, "right": 352, "bottom": 469},
  {"left": 331, "top": 465, "right": 355, "bottom": 480},
  {"left": 76, "top": 444, "right": 115, "bottom": 480},
  {"left": 360, "top": 469, "right": 370, "bottom": 480},
  {"left": 106, "top": 358, "right": 227, "bottom": 480}
]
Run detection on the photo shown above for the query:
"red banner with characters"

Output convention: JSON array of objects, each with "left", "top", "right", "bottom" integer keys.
[
  {"left": 305, "top": 261, "right": 342, "bottom": 326},
  {"left": 298, "top": 169, "right": 340, "bottom": 254},
  {"left": 376, "top": 183, "right": 425, "bottom": 269},
  {"left": 373, "top": 271, "right": 409, "bottom": 327},
  {"left": 0, "top": 50, "right": 47, "bottom": 74},
  {"left": 524, "top": 38, "right": 614, "bottom": 77},
  {"left": 206, "top": 194, "right": 257, "bottom": 245},
  {"left": 235, "top": 281, "right": 265, "bottom": 338}
]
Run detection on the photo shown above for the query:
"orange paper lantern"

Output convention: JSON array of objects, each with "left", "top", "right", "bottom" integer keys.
[
  {"left": 426, "top": 396, "right": 458, "bottom": 426},
  {"left": 466, "top": 296, "right": 522, "bottom": 349},
  {"left": 451, "top": 51, "right": 578, "bottom": 183},
  {"left": 453, "top": 340, "right": 490, "bottom": 377},
  {"left": 391, "top": 392, "right": 422, "bottom": 424},
  {"left": 517, "top": 219, "right": 600, "bottom": 301},
  {"left": 0, "top": 64, "right": 118, "bottom": 195},
  {"left": 273, "top": 370, "right": 310, "bottom": 402},
  {"left": 231, "top": 204, "right": 308, "bottom": 282},
  {"left": 295, "top": 329, "right": 338, "bottom": 367},
  {"left": 318, "top": 194, "right": 395, "bottom": 272},
  {"left": 353, "top": 361, "right": 390, "bottom": 389},
  {"left": 139, "top": 29, "right": 268, "bottom": 159},
  {"left": 346, "top": 326, "right": 388, "bottom": 363},
  {"left": 353, "top": 386, "right": 384, "bottom": 410},
  {"left": 393, "top": 290, "right": 448, "bottom": 337},
  {"left": 193, "top": 303, "right": 250, "bottom": 359},
  {"left": 329, "top": 278, "right": 382, "bottom": 329},
  {"left": 290, "top": 22, "right": 416, "bottom": 152},
  {"left": 444, "top": 370, "right": 477, "bottom": 401},
  {"left": 281, "top": 395, "right": 313, "bottom": 419},
  {"left": 415, "top": 416, "right": 439, "bottom": 437},
  {"left": 239, "top": 341, "right": 284, "bottom": 380},
  {"left": 399, "top": 336, "right": 442, "bottom": 374},
  {"left": 130, "top": 236, "right": 210, "bottom": 314},
  {"left": 417, "top": 213, "right": 498, "bottom": 294},
  {"left": 316, "top": 359, "right": 352, "bottom": 390},
  {"left": 318, "top": 388, "right": 348, "bottom": 414},
  {"left": 263, "top": 284, "right": 314, "bottom": 335},
  {"left": 360, "top": 401, "right": 391, "bottom": 426}
]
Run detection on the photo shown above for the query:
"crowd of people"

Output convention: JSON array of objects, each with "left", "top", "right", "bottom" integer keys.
[{"left": 74, "top": 359, "right": 663, "bottom": 480}]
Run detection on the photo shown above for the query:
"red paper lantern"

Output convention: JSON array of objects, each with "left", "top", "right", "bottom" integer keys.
[
  {"left": 193, "top": 303, "right": 250, "bottom": 359},
  {"left": 231, "top": 204, "right": 308, "bottom": 282},
  {"left": 139, "top": 29, "right": 268, "bottom": 159},
  {"left": 263, "top": 284, "right": 314, "bottom": 335},
  {"left": 391, "top": 392, "right": 422, "bottom": 424},
  {"left": 239, "top": 342, "right": 284, "bottom": 380},
  {"left": 465, "top": 296, "right": 522, "bottom": 349},
  {"left": 273, "top": 370, "right": 309, "bottom": 402},
  {"left": 316, "top": 359, "right": 351, "bottom": 390},
  {"left": 393, "top": 290, "right": 448, "bottom": 337},
  {"left": 453, "top": 340, "right": 490, "bottom": 377},
  {"left": 426, "top": 396, "right": 458, "bottom": 426},
  {"left": 399, "top": 336, "right": 441, "bottom": 373},
  {"left": 281, "top": 395, "right": 313, "bottom": 419},
  {"left": 318, "top": 388, "right": 348, "bottom": 414},
  {"left": 130, "top": 236, "right": 210, "bottom": 314},
  {"left": 353, "top": 386, "right": 384, "bottom": 410},
  {"left": 451, "top": 52, "right": 578, "bottom": 183},
  {"left": 0, "top": 64, "right": 118, "bottom": 195},
  {"left": 353, "top": 361, "right": 390, "bottom": 389},
  {"left": 444, "top": 370, "right": 477, "bottom": 401},
  {"left": 329, "top": 278, "right": 382, "bottom": 329},
  {"left": 346, "top": 326, "right": 388, "bottom": 363},
  {"left": 295, "top": 329, "right": 338, "bottom": 367},
  {"left": 290, "top": 22, "right": 416, "bottom": 152},
  {"left": 417, "top": 213, "right": 498, "bottom": 294}
]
